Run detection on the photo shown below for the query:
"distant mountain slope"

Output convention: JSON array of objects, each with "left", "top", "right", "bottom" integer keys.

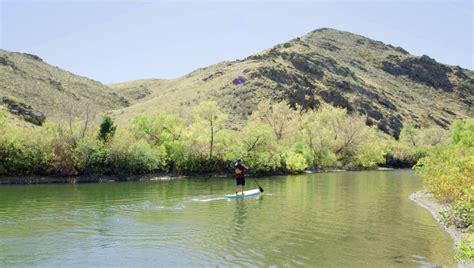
[
  {"left": 0, "top": 49, "right": 129, "bottom": 121},
  {"left": 111, "top": 28, "right": 473, "bottom": 138}
]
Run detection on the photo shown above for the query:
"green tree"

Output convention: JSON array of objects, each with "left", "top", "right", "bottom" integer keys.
[
  {"left": 300, "top": 105, "right": 366, "bottom": 166},
  {"left": 415, "top": 120, "right": 473, "bottom": 203},
  {"left": 238, "top": 121, "right": 282, "bottom": 172},
  {"left": 249, "top": 101, "right": 300, "bottom": 142},
  {"left": 399, "top": 124, "right": 419, "bottom": 146},
  {"left": 418, "top": 126, "right": 449, "bottom": 146},
  {"left": 98, "top": 116, "right": 117, "bottom": 143},
  {"left": 133, "top": 112, "right": 183, "bottom": 145},
  {"left": 451, "top": 119, "right": 474, "bottom": 146},
  {"left": 191, "top": 101, "right": 228, "bottom": 159}
]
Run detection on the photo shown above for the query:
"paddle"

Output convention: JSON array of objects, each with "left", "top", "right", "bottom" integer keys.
[{"left": 252, "top": 175, "right": 264, "bottom": 193}]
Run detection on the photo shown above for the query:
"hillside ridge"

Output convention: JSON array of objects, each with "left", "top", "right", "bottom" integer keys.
[
  {"left": 0, "top": 49, "right": 129, "bottom": 122},
  {"left": 110, "top": 28, "right": 473, "bottom": 138}
]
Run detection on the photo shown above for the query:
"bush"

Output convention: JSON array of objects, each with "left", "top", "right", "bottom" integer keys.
[
  {"left": 284, "top": 151, "right": 308, "bottom": 172},
  {"left": 314, "top": 148, "right": 338, "bottom": 168},
  {"left": 98, "top": 116, "right": 116, "bottom": 143},
  {"left": 75, "top": 136, "right": 111, "bottom": 175},
  {"left": 0, "top": 127, "right": 53, "bottom": 175},
  {"left": 387, "top": 141, "right": 429, "bottom": 167},
  {"left": 126, "top": 141, "right": 168, "bottom": 175},
  {"left": 455, "top": 237, "right": 474, "bottom": 263},
  {"left": 415, "top": 144, "right": 473, "bottom": 202},
  {"left": 414, "top": 119, "right": 473, "bottom": 263},
  {"left": 440, "top": 192, "right": 473, "bottom": 230},
  {"left": 452, "top": 119, "right": 474, "bottom": 147},
  {"left": 351, "top": 139, "right": 387, "bottom": 168}
]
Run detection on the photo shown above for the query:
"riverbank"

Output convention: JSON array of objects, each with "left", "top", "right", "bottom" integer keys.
[
  {"left": 0, "top": 174, "right": 186, "bottom": 184},
  {"left": 410, "top": 190, "right": 473, "bottom": 266},
  {"left": 0, "top": 167, "right": 396, "bottom": 185}
]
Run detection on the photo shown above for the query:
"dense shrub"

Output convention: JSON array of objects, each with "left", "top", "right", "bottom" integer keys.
[
  {"left": 0, "top": 101, "right": 465, "bottom": 178},
  {"left": 415, "top": 119, "right": 474, "bottom": 202},
  {"left": 0, "top": 126, "right": 53, "bottom": 175},
  {"left": 284, "top": 151, "right": 308, "bottom": 172},
  {"left": 351, "top": 138, "right": 387, "bottom": 168},
  {"left": 415, "top": 119, "right": 473, "bottom": 263},
  {"left": 416, "top": 145, "right": 473, "bottom": 202}
]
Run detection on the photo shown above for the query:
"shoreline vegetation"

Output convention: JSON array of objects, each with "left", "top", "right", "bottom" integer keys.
[
  {"left": 0, "top": 101, "right": 445, "bottom": 179},
  {"left": 1, "top": 101, "right": 472, "bottom": 262},
  {"left": 413, "top": 119, "right": 473, "bottom": 264},
  {"left": 0, "top": 166, "right": 395, "bottom": 185}
]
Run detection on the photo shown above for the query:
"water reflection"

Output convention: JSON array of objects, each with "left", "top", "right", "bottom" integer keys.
[
  {"left": 233, "top": 199, "right": 248, "bottom": 233},
  {"left": 0, "top": 170, "right": 454, "bottom": 266}
]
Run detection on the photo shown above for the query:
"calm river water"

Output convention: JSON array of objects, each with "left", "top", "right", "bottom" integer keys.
[{"left": 0, "top": 170, "right": 454, "bottom": 267}]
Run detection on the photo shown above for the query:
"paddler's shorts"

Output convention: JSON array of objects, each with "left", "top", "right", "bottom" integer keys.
[{"left": 236, "top": 178, "right": 245, "bottom": 186}]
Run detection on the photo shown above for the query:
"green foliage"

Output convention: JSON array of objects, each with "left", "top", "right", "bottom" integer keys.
[
  {"left": 299, "top": 104, "right": 386, "bottom": 169},
  {"left": 455, "top": 237, "right": 474, "bottom": 263},
  {"left": 0, "top": 126, "right": 53, "bottom": 175},
  {"left": 133, "top": 112, "right": 183, "bottom": 145},
  {"left": 314, "top": 148, "right": 338, "bottom": 168},
  {"left": 239, "top": 122, "right": 282, "bottom": 172},
  {"left": 415, "top": 119, "right": 473, "bottom": 263},
  {"left": 75, "top": 135, "right": 110, "bottom": 175},
  {"left": 291, "top": 142, "right": 313, "bottom": 167},
  {"left": 98, "top": 116, "right": 117, "bottom": 143},
  {"left": 351, "top": 137, "right": 387, "bottom": 168},
  {"left": 249, "top": 101, "right": 299, "bottom": 142},
  {"left": 130, "top": 141, "right": 167, "bottom": 174},
  {"left": 0, "top": 100, "right": 460, "bottom": 179},
  {"left": 440, "top": 192, "right": 473, "bottom": 230},
  {"left": 399, "top": 124, "right": 419, "bottom": 146},
  {"left": 451, "top": 119, "right": 474, "bottom": 146},
  {"left": 284, "top": 151, "right": 308, "bottom": 172},
  {"left": 400, "top": 124, "right": 449, "bottom": 148},
  {"left": 415, "top": 144, "right": 473, "bottom": 202},
  {"left": 191, "top": 101, "right": 228, "bottom": 159},
  {"left": 0, "top": 109, "right": 6, "bottom": 128}
]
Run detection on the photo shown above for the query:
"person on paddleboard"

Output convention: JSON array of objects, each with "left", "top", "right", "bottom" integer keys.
[{"left": 235, "top": 159, "right": 248, "bottom": 195}]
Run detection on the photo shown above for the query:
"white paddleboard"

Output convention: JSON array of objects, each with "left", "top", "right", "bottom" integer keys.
[{"left": 224, "top": 188, "right": 261, "bottom": 199}]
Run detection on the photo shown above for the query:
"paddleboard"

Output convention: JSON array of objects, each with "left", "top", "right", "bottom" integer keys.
[{"left": 224, "top": 188, "right": 261, "bottom": 199}]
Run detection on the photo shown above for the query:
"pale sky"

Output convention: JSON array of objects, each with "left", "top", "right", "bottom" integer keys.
[{"left": 1, "top": 0, "right": 473, "bottom": 84}]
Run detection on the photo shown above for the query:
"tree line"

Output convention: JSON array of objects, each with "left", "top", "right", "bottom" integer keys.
[{"left": 0, "top": 101, "right": 455, "bottom": 177}]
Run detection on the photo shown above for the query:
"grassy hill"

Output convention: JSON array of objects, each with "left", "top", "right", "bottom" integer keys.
[
  {"left": 111, "top": 28, "right": 473, "bottom": 138},
  {"left": 0, "top": 49, "right": 129, "bottom": 122}
]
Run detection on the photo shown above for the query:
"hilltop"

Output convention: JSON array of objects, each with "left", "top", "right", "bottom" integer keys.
[{"left": 111, "top": 28, "right": 473, "bottom": 138}]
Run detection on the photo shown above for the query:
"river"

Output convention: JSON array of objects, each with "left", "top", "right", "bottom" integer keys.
[{"left": 0, "top": 170, "right": 454, "bottom": 266}]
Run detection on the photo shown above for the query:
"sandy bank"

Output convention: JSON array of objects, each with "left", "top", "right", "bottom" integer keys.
[
  {"left": 410, "top": 190, "right": 473, "bottom": 267},
  {"left": 410, "top": 190, "right": 465, "bottom": 246}
]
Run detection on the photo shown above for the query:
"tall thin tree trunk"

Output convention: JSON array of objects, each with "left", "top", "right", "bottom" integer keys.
[{"left": 210, "top": 121, "right": 214, "bottom": 159}]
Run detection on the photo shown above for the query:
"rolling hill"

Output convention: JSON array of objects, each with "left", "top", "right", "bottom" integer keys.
[
  {"left": 0, "top": 49, "right": 129, "bottom": 122},
  {"left": 1, "top": 28, "right": 472, "bottom": 138},
  {"left": 110, "top": 28, "right": 473, "bottom": 138}
]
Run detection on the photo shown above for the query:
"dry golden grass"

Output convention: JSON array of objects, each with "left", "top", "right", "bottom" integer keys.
[
  {"left": 2, "top": 28, "right": 472, "bottom": 136},
  {"left": 109, "top": 28, "right": 473, "bottom": 137},
  {"left": 0, "top": 49, "right": 128, "bottom": 122}
]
